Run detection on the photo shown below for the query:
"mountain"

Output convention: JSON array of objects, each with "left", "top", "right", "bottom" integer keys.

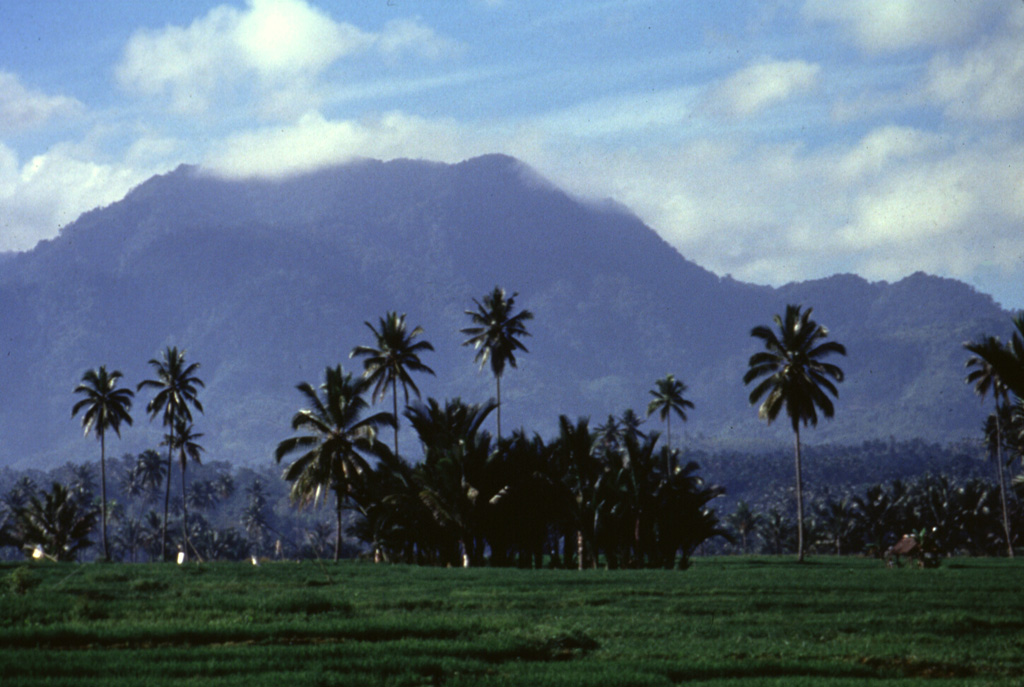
[{"left": 0, "top": 154, "right": 1010, "bottom": 469}]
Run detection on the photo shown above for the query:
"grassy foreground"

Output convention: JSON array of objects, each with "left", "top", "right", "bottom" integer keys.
[{"left": 2, "top": 557, "right": 1023, "bottom": 686}]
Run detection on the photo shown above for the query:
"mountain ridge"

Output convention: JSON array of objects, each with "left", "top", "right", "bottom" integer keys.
[{"left": 0, "top": 155, "right": 1009, "bottom": 469}]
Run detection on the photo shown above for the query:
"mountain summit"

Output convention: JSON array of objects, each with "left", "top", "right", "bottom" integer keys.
[{"left": 0, "top": 155, "right": 1007, "bottom": 468}]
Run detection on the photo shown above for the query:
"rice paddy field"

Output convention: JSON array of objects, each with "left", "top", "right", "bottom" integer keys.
[{"left": 2, "top": 557, "right": 1022, "bottom": 686}]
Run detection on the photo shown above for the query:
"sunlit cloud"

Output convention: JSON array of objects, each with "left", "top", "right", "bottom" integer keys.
[
  {"left": 0, "top": 141, "right": 145, "bottom": 251},
  {"left": 0, "top": 71, "right": 83, "bottom": 131},
  {"left": 925, "top": 29, "right": 1024, "bottom": 121},
  {"left": 705, "top": 59, "right": 820, "bottom": 117},
  {"left": 115, "top": 0, "right": 457, "bottom": 114},
  {"left": 204, "top": 110, "right": 485, "bottom": 178},
  {"left": 802, "top": 0, "right": 1003, "bottom": 53}
]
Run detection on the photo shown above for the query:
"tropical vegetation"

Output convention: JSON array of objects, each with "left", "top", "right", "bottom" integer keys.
[
  {"left": 743, "top": 304, "right": 847, "bottom": 562},
  {"left": 2, "top": 296, "right": 1024, "bottom": 565},
  {"left": 137, "top": 347, "right": 204, "bottom": 561},
  {"left": 71, "top": 365, "right": 134, "bottom": 561},
  {"left": 461, "top": 286, "right": 533, "bottom": 439}
]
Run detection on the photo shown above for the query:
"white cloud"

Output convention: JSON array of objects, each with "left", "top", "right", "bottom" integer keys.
[
  {"left": 0, "top": 71, "right": 83, "bottom": 131},
  {"left": 115, "top": 5, "right": 240, "bottom": 113},
  {"left": 802, "top": 0, "right": 1001, "bottom": 53},
  {"left": 705, "top": 59, "right": 820, "bottom": 117},
  {"left": 529, "top": 87, "right": 697, "bottom": 139},
  {"left": 235, "top": 0, "right": 373, "bottom": 76},
  {"left": 839, "top": 164, "right": 975, "bottom": 251},
  {"left": 204, "top": 110, "right": 483, "bottom": 178},
  {"left": 116, "top": 0, "right": 455, "bottom": 114},
  {"left": 926, "top": 31, "right": 1024, "bottom": 121},
  {"left": 0, "top": 142, "right": 146, "bottom": 252},
  {"left": 837, "top": 126, "right": 942, "bottom": 180},
  {"left": 378, "top": 18, "right": 459, "bottom": 60}
]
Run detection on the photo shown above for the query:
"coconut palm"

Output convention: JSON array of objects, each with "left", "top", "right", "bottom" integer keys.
[
  {"left": 461, "top": 286, "right": 533, "bottom": 439},
  {"left": 965, "top": 335, "right": 1014, "bottom": 557},
  {"left": 72, "top": 365, "right": 135, "bottom": 561},
  {"left": 350, "top": 312, "right": 435, "bottom": 458},
  {"left": 619, "top": 409, "right": 647, "bottom": 445},
  {"left": 275, "top": 365, "right": 393, "bottom": 560},
  {"left": 976, "top": 315, "right": 1024, "bottom": 399},
  {"left": 726, "top": 500, "right": 763, "bottom": 554},
  {"left": 646, "top": 374, "right": 694, "bottom": 460},
  {"left": 137, "top": 346, "right": 204, "bottom": 560},
  {"left": 133, "top": 449, "right": 167, "bottom": 501},
  {"left": 743, "top": 304, "right": 846, "bottom": 562},
  {"left": 13, "top": 482, "right": 100, "bottom": 562},
  {"left": 165, "top": 419, "right": 204, "bottom": 561},
  {"left": 404, "top": 397, "right": 498, "bottom": 566},
  {"left": 551, "top": 415, "right": 599, "bottom": 569}
]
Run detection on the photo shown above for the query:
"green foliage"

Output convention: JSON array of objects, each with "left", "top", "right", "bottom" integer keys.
[
  {"left": 5, "top": 567, "right": 38, "bottom": 595},
  {"left": 1, "top": 559, "right": 1023, "bottom": 685}
]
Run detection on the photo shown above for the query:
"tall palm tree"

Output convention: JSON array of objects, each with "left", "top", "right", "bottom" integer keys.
[
  {"left": 646, "top": 374, "right": 694, "bottom": 459},
  {"left": 976, "top": 315, "right": 1024, "bottom": 399},
  {"left": 350, "top": 312, "right": 435, "bottom": 458},
  {"left": 743, "top": 304, "right": 846, "bottom": 562},
  {"left": 137, "top": 346, "right": 204, "bottom": 560},
  {"left": 275, "top": 365, "right": 393, "bottom": 560},
  {"left": 72, "top": 365, "right": 134, "bottom": 561},
  {"left": 165, "top": 419, "right": 204, "bottom": 561},
  {"left": 461, "top": 286, "right": 533, "bottom": 438},
  {"left": 965, "top": 335, "right": 1014, "bottom": 557}
]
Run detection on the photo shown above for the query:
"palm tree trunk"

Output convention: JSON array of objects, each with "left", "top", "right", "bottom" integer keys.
[
  {"left": 994, "top": 403, "right": 1014, "bottom": 557},
  {"left": 577, "top": 529, "right": 585, "bottom": 571},
  {"left": 392, "top": 377, "right": 400, "bottom": 458},
  {"left": 496, "top": 375, "right": 502, "bottom": 439},
  {"left": 334, "top": 495, "right": 342, "bottom": 562},
  {"left": 181, "top": 458, "right": 188, "bottom": 562},
  {"left": 794, "top": 426, "right": 805, "bottom": 563},
  {"left": 99, "top": 432, "right": 110, "bottom": 561},
  {"left": 666, "top": 414, "right": 671, "bottom": 458},
  {"left": 162, "top": 442, "right": 173, "bottom": 561}
]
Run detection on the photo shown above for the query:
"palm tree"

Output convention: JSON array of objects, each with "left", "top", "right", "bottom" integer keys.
[
  {"left": 165, "top": 419, "right": 204, "bottom": 561},
  {"left": 552, "top": 415, "right": 599, "bottom": 569},
  {"left": 134, "top": 448, "right": 167, "bottom": 502},
  {"left": 137, "top": 346, "right": 204, "bottom": 561},
  {"left": 965, "top": 335, "right": 1014, "bottom": 557},
  {"left": 350, "top": 312, "right": 435, "bottom": 458},
  {"left": 461, "top": 286, "right": 533, "bottom": 439},
  {"left": 71, "top": 365, "right": 135, "bottom": 561},
  {"left": 275, "top": 365, "right": 393, "bottom": 560},
  {"left": 13, "top": 482, "right": 100, "bottom": 562},
  {"left": 976, "top": 315, "right": 1024, "bottom": 399},
  {"left": 743, "top": 304, "right": 846, "bottom": 562},
  {"left": 726, "top": 500, "right": 763, "bottom": 554},
  {"left": 646, "top": 374, "right": 694, "bottom": 460}
]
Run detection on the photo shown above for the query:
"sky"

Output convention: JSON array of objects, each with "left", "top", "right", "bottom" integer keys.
[{"left": 2, "top": 0, "right": 1023, "bottom": 309}]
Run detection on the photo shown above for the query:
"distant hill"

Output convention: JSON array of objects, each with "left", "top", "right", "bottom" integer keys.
[{"left": 0, "top": 154, "right": 1010, "bottom": 469}]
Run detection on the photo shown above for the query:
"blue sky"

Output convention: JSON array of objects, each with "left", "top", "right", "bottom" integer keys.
[{"left": 2, "top": 0, "right": 1023, "bottom": 308}]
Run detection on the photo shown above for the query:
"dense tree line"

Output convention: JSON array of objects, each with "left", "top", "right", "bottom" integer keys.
[
  {"left": 3, "top": 292, "right": 1023, "bottom": 565},
  {"left": 0, "top": 457, "right": 335, "bottom": 562}
]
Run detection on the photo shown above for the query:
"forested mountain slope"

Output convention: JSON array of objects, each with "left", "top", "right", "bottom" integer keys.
[{"left": 0, "top": 155, "right": 1009, "bottom": 468}]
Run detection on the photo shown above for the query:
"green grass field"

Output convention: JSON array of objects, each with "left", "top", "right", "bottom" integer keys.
[{"left": 2, "top": 557, "right": 1022, "bottom": 686}]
